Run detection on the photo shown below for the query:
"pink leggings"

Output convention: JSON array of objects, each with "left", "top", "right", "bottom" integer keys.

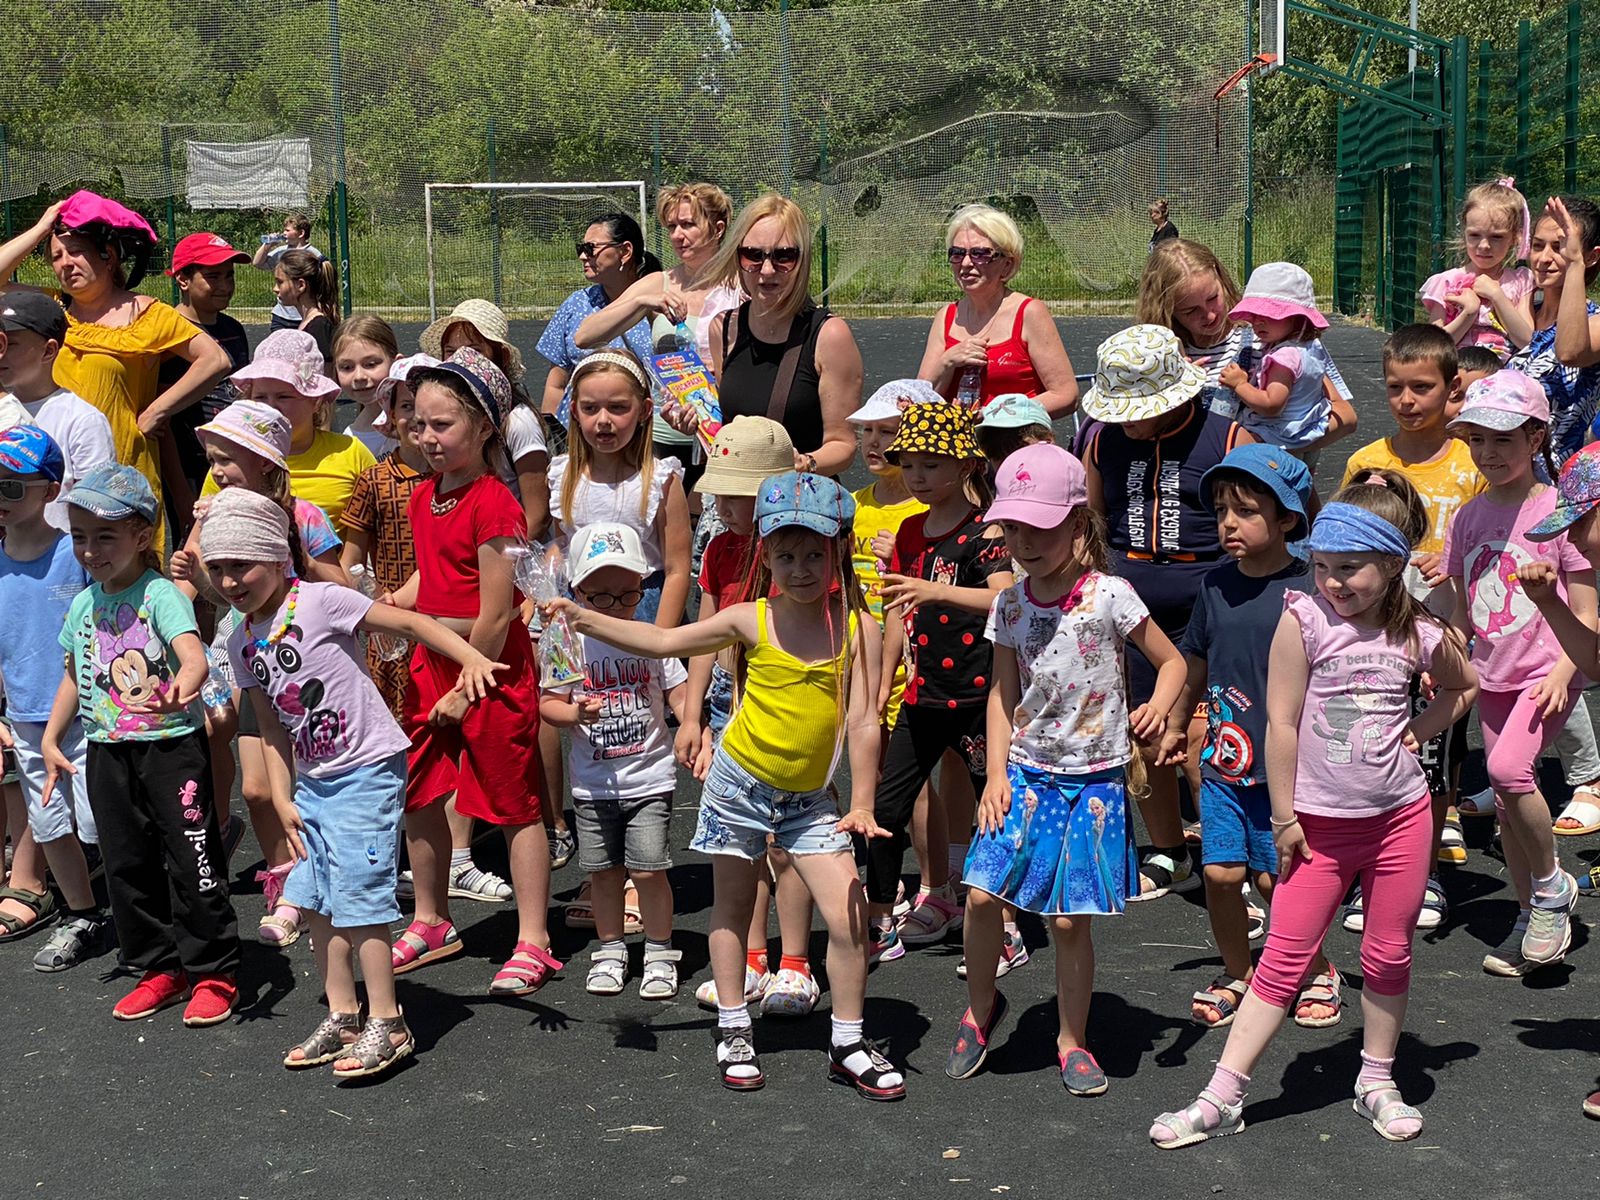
[
  {"left": 1249, "top": 795, "right": 1432, "bottom": 1007},
  {"left": 1477, "top": 686, "right": 1581, "bottom": 796}
]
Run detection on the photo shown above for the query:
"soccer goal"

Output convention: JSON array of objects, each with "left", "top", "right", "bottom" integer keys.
[{"left": 423, "top": 180, "right": 649, "bottom": 319}]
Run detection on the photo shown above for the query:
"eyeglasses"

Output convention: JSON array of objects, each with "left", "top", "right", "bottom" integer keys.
[
  {"left": 0, "top": 478, "right": 47, "bottom": 502},
  {"left": 575, "top": 241, "right": 621, "bottom": 258},
  {"left": 737, "top": 246, "right": 802, "bottom": 271},
  {"left": 947, "top": 246, "right": 1006, "bottom": 266},
  {"left": 579, "top": 587, "right": 644, "bottom": 610}
]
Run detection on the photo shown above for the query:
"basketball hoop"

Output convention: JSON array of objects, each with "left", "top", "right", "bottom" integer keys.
[{"left": 1214, "top": 53, "right": 1279, "bottom": 149}]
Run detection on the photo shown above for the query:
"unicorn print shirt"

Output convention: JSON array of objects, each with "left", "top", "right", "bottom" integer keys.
[
  {"left": 1444, "top": 487, "right": 1589, "bottom": 693},
  {"left": 227, "top": 582, "right": 410, "bottom": 779},
  {"left": 59, "top": 569, "right": 201, "bottom": 742},
  {"left": 1285, "top": 590, "right": 1443, "bottom": 818},
  {"left": 986, "top": 571, "right": 1149, "bottom": 774}
]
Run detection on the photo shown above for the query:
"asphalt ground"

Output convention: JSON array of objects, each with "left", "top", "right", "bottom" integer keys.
[{"left": 2, "top": 317, "right": 1598, "bottom": 1199}]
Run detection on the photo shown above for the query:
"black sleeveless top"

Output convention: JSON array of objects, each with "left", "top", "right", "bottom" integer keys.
[{"left": 717, "top": 299, "right": 829, "bottom": 453}]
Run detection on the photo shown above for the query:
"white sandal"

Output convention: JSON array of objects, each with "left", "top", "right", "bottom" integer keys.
[
  {"left": 1554, "top": 789, "right": 1600, "bottom": 836},
  {"left": 585, "top": 945, "right": 629, "bottom": 996},
  {"left": 1353, "top": 1079, "right": 1423, "bottom": 1142},
  {"left": 639, "top": 946, "right": 682, "bottom": 1000}
]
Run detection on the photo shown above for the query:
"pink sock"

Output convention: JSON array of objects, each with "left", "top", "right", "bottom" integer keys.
[
  {"left": 1153, "top": 1064, "right": 1248, "bottom": 1142},
  {"left": 1357, "top": 1052, "right": 1422, "bottom": 1138}
]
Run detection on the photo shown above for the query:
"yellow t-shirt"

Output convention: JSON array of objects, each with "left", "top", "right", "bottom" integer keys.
[
  {"left": 203, "top": 429, "right": 376, "bottom": 534},
  {"left": 1340, "top": 437, "right": 1484, "bottom": 555},
  {"left": 850, "top": 481, "right": 926, "bottom": 622}
]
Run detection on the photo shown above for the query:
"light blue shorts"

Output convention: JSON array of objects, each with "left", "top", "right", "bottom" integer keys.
[
  {"left": 1199, "top": 777, "right": 1277, "bottom": 874},
  {"left": 706, "top": 663, "right": 734, "bottom": 736},
  {"left": 11, "top": 720, "right": 97, "bottom": 845},
  {"left": 284, "top": 751, "right": 405, "bottom": 928},
  {"left": 691, "top": 748, "right": 850, "bottom": 861}
]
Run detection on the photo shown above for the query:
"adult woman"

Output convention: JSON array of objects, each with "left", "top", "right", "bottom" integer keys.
[
  {"left": 664, "top": 193, "right": 861, "bottom": 476},
  {"left": 1148, "top": 199, "right": 1179, "bottom": 251},
  {"left": 575, "top": 183, "right": 743, "bottom": 490},
  {"left": 0, "top": 193, "right": 230, "bottom": 546},
  {"left": 915, "top": 203, "right": 1079, "bottom": 417},
  {"left": 536, "top": 212, "right": 663, "bottom": 440}
]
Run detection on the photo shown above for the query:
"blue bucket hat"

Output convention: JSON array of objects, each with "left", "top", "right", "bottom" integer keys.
[
  {"left": 1200, "top": 443, "right": 1312, "bottom": 537},
  {"left": 756, "top": 471, "right": 855, "bottom": 538},
  {"left": 0, "top": 424, "right": 65, "bottom": 483},
  {"left": 65, "top": 462, "right": 158, "bottom": 523}
]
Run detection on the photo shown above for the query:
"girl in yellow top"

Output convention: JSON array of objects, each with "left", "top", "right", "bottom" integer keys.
[{"left": 550, "top": 472, "right": 904, "bottom": 1101}]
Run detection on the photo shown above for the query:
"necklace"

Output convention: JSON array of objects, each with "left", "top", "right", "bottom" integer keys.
[
  {"left": 246, "top": 580, "right": 299, "bottom": 648},
  {"left": 430, "top": 492, "right": 460, "bottom": 516}
]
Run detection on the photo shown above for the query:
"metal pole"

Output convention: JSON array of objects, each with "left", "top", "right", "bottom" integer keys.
[
  {"left": 161, "top": 124, "right": 178, "bottom": 303},
  {"left": 1408, "top": 0, "right": 1418, "bottom": 72},
  {"left": 1564, "top": 0, "right": 1580, "bottom": 191},
  {"left": 1516, "top": 20, "right": 1531, "bottom": 185},
  {"left": 1451, "top": 36, "right": 1469, "bottom": 211},
  {"left": 778, "top": 0, "right": 793, "bottom": 194},
  {"left": 425, "top": 184, "right": 438, "bottom": 321},
  {"left": 327, "top": 0, "right": 353, "bottom": 314},
  {"left": 1242, "top": 0, "right": 1255, "bottom": 277},
  {"left": 487, "top": 118, "right": 502, "bottom": 307}
]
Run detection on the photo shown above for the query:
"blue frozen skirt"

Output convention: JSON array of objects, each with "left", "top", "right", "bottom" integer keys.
[{"left": 962, "top": 762, "right": 1137, "bottom": 916}]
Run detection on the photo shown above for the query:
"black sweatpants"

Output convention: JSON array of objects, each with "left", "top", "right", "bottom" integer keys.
[
  {"left": 864, "top": 704, "right": 987, "bottom": 905},
  {"left": 87, "top": 733, "right": 240, "bottom": 977}
]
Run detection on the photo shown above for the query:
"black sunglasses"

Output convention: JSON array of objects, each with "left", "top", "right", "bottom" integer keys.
[
  {"left": 947, "top": 246, "right": 1006, "bottom": 266},
  {"left": 579, "top": 587, "right": 645, "bottom": 611},
  {"left": 0, "top": 478, "right": 47, "bottom": 502},
  {"left": 576, "top": 240, "right": 621, "bottom": 258},
  {"left": 737, "top": 245, "right": 802, "bottom": 270}
]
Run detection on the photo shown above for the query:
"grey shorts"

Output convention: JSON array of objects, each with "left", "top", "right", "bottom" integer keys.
[{"left": 574, "top": 791, "right": 673, "bottom": 873}]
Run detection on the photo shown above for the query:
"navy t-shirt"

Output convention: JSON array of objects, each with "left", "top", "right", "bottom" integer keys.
[{"left": 1181, "top": 558, "right": 1310, "bottom": 788}]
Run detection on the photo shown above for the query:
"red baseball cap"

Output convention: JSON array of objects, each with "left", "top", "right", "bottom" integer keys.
[{"left": 168, "top": 232, "right": 249, "bottom": 275}]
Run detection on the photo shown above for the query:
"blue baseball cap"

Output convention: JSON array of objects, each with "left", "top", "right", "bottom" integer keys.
[
  {"left": 978, "top": 393, "right": 1052, "bottom": 431},
  {"left": 1200, "top": 443, "right": 1312, "bottom": 537},
  {"left": 0, "top": 424, "right": 65, "bottom": 482},
  {"left": 65, "top": 462, "right": 158, "bottom": 523},
  {"left": 755, "top": 471, "right": 856, "bottom": 538}
]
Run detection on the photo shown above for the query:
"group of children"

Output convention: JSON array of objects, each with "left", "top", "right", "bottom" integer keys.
[{"left": 1, "top": 179, "right": 1599, "bottom": 1132}]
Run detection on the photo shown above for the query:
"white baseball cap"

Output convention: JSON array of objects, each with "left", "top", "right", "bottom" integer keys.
[
  {"left": 848, "top": 378, "right": 945, "bottom": 423},
  {"left": 568, "top": 523, "right": 648, "bottom": 586}
]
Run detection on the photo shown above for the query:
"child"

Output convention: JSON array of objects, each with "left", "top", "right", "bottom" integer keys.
[
  {"left": 1444, "top": 372, "right": 1592, "bottom": 974},
  {"left": 948, "top": 444, "right": 1183, "bottom": 1095},
  {"left": 0, "top": 292, "right": 115, "bottom": 531},
  {"left": 203, "top": 330, "right": 376, "bottom": 534},
  {"left": 252, "top": 212, "right": 321, "bottom": 331},
  {"left": 1169, "top": 444, "right": 1337, "bottom": 1029},
  {"left": 387, "top": 348, "right": 558, "bottom": 995},
  {"left": 200, "top": 487, "right": 500, "bottom": 1079},
  {"left": 975, "top": 392, "right": 1055, "bottom": 470},
  {"left": 870, "top": 402, "right": 1013, "bottom": 960},
  {"left": 541, "top": 522, "right": 686, "bottom": 1000},
  {"left": 1150, "top": 494, "right": 1476, "bottom": 1148},
  {"left": 1217, "top": 262, "right": 1332, "bottom": 461},
  {"left": 272, "top": 249, "right": 340, "bottom": 365},
  {"left": 0, "top": 425, "right": 105, "bottom": 971},
  {"left": 42, "top": 463, "right": 242, "bottom": 1025},
  {"left": 548, "top": 472, "right": 905, "bottom": 1100},
  {"left": 1420, "top": 177, "right": 1535, "bottom": 357},
  {"left": 332, "top": 315, "right": 400, "bottom": 458},
  {"left": 1456, "top": 346, "right": 1502, "bottom": 391}
]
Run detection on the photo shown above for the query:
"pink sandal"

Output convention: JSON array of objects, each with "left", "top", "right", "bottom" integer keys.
[
  {"left": 390, "top": 919, "right": 463, "bottom": 975},
  {"left": 899, "top": 892, "right": 964, "bottom": 946},
  {"left": 488, "top": 941, "right": 564, "bottom": 996},
  {"left": 256, "top": 863, "right": 306, "bottom": 947}
]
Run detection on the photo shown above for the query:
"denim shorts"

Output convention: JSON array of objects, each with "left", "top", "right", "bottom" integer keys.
[
  {"left": 10, "top": 720, "right": 97, "bottom": 845},
  {"left": 284, "top": 751, "right": 405, "bottom": 928},
  {"left": 1199, "top": 777, "right": 1276, "bottom": 874},
  {"left": 691, "top": 747, "right": 850, "bottom": 860},
  {"left": 574, "top": 791, "right": 673, "bottom": 872},
  {"left": 706, "top": 663, "right": 734, "bottom": 736}
]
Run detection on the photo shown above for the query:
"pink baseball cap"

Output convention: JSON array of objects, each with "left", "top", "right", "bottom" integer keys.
[
  {"left": 1448, "top": 370, "right": 1550, "bottom": 430},
  {"left": 984, "top": 443, "right": 1088, "bottom": 529},
  {"left": 1228, "top": 261, "right": 1329, "bottom": 331}
]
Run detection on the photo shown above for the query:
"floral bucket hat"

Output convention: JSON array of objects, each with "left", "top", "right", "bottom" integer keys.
[{"left": 884, "top": 401, "right": 980, "bottom": 464}]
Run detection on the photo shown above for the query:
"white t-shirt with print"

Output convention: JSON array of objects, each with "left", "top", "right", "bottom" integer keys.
[
  {"left": 557, "top": 632, "right": 687, "bottom": 800},
  {"left": 24, "top": 388, "right": 116, "bottom": 531}
]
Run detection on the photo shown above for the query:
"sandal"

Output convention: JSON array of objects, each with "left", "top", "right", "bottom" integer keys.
[
  {"left": 585, "top": 945, "right": 630, "bottom": 996},
  {"left": 1293, "top": 966, "right": 1343, "bottom": 1028},
  {"left": 284, "top": 1011, "right": 362, "bottom": 1069},
  {"left": 562, "top": 879, "right": 596, "bottom": 927},
  {"left": 0, "top": 885, "right": 59, "bottom": 942},
  {"left": 945, "top": 990, "right": 1009, "bottom": 1080},
  {"left": 1130, "top": 850, "right": 1199, "bottom": 902},
  {"left": 828, "top": 1037, "right": 906, "bottom": 1101},
  {"left": 639, "top": 946, "right": 682, "bottom": 1001},
  {"left": 1353, "top": 1079, "right": 1423, "bottom": 1142},
  {"left": 1584, "top": 1088, "right": 1600, "bottom": 1119},
  {"left": 1150, "top": 1088, "right": 1246, "bottom": 1149},
  {"left": 489, "top": 941, "right": 563, "bottom": 996},
  {"left": 1437, "top": 812, "right": 1467, "bottom": 863},
  {"left": 1191, "top": 975, "right": 1248, "bottom": 1029},
  {"left": 390, "top": 918, "right": 463, "bottom": 975},
  {"left": 1457, "top": 787, "right": 1497, "bottom": 818},
  {"left": 1554, "top": 788, "right": 1600, "bottom": 836},
  {"left": 898, "top": 891, "right": 963, "bottom": 945},
  {"left": 716, "top": 1025, "right": 764, "bottom": 1091},
  {"left": 256, "top": 864, "right": 305, "bottom": 947},
  {"left": 332, "top": 1011, "right": 414, "bottom": 1080},
  {"left": 1416, "top": 876, "right": 1448, "bottom": 930}
]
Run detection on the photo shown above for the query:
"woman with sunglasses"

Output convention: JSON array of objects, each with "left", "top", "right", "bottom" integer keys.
[{"left": 915, "top": 204, "right": 1079, "bottom": 417}]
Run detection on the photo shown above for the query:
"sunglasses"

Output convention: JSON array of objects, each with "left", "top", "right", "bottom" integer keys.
[
  {"left": 737, "top": 246, "right": 802, "bottom": 271},
  {"left": 578, "top": 587, "right": 644, "bottom": 611},
  {"left": 0, "top": 478, "right": 48, "bottom": 501},
  {"left": 575, "top": 241, "right": 621, "bottom": 258},
  {"left": 947, "top": 246, "right": 1006, "bottom": 266}
]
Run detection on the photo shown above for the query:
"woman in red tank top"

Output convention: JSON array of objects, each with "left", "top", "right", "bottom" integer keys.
[{"left": 915, "top": 203, "right": 1080, "bottom": 416}]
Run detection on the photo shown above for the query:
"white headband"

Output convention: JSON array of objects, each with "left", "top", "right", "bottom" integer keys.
[{"left": 572, "top": 350, "right": 649, "bottom": 393}]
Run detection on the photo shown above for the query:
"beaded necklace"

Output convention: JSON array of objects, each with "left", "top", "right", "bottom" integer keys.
[{"left": 246, "top": 580, "right": 300, "bottom": 648}]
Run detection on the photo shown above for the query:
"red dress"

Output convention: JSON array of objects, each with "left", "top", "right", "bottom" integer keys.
[{"left": 941, "top": 297, "right": 1044, "bottom": 406}]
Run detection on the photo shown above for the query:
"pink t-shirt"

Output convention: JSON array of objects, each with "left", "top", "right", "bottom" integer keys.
[
  {"left": 1419, "top": 266, "right": 1535, "bottom": 355},
  {"left": 1286, "top": 591, "right": 1443, "bottom": 818},
  {"left": 1443, "top": 487, "right": 1589, "bottom": 693}
]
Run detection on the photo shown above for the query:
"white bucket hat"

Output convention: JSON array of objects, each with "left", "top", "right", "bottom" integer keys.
[
  {"left": 1080, "top": 324, "right": 1207, "bottom": 424},
  {"left": 848, "top": 378, "right": 945, "bottom": 423}
]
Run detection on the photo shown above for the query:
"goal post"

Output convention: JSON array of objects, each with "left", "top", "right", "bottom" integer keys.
[{"left": 423, "top": 180, "right": 649, "bottom": 319}]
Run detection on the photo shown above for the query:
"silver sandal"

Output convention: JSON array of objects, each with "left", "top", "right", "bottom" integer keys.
[
  {"left": 585, "top": 946, "right": 630, "bottom": 996},
  {"left": 331, "top": 1011, "right": 414, "bottom": 1080},
  {"left": 639, "top": 947, "right": 682, "bottom": 1001},
  {"left": 284, "top": 1011, "right": 362, "bottom": 1069},
  {"left": 1150, "top": 1088, "right": 1246, "bottom": 1149},
  {"left": 1353, "top": 1079, "right": 1423, "bottom": 1142}
]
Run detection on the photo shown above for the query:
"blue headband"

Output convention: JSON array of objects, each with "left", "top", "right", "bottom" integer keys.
[{"left": 1306, "top": 502, "right": 1411, "bottom": 557}]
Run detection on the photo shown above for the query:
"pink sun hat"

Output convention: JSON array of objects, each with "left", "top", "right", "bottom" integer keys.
[
  {"left": 197, "top": 400, "right": 293, "bottom": 471},
  {"left": 984, "top": 443, "right": 1088, "bottom": 529},
  {"left": 230, "top": 329, "right": 341, "bottom": 401},
  {"left": 1228, "top": 261, "right": 1329, "bottom": 331},
  {"left": 57, "top": 190, "right": 159, "bottom": 242}
]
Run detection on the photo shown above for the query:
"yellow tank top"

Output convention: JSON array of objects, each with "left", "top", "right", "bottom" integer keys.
[{"left": 721, "top": 599, "right": 857, "bottom": 793}]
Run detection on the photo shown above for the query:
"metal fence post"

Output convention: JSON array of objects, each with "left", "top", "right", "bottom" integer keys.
[
  {"left": 487, "top": 118, "right": 502, "bottom": 307},
  {"left": 161, "top": 124, "right": 178, "bottom": 303},
  {"left": 1451, "top": 37, "right": 1469, "bottom": 211},
  {"left": 1565, "top": 0, "right": 1580, "bottom": 191},
  {"left": 1515, "top": 19, "right": 1531, "bottom": 184},
  {"left": 1474, "top": 42, "right": 1491, "bottom": 178},
  {"left": 327, "top": 0, "right": 353, "bottom": 314},
  {"left": 1242, "top": 0, "right": 1254, "bottom": 277},
  {"left": 778, "top": 0, "right": 793, "bottom": 194}
]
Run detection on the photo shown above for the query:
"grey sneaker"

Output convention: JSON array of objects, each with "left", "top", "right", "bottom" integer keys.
[
  {"left": 1482, "top": 914, "right": 1532, "bottom": 976},
  {"left": 549, "top": 829, "right": 577, "bottom": 870},
  {"left": 1523, "top": 873, "right": 1577, "bottom": 964},
  {"left": 33, "top": 913, "right": 111, "bottom": 973}
]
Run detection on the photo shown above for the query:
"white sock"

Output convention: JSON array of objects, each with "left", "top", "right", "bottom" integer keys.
[
  {"left": 830, "top": 1016, "right": 863, "bottom": 1048},
  {"left": 831, "top": 1016, "right": 903, "bottom": 1088},
  {"left": 1532, "top": 866, "right": 1570, "bottom": 907},
  {"left": 715, "top": 1019, "right": 759, "bottom": 1081},
  {"left": 717, "top": 1002, "right": 751, "bottom": 1030},
  {"left": 450, "top": 847, "right": 471, "bottom": 869}
]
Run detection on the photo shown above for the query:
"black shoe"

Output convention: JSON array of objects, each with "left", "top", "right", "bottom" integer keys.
[
  {"left": 716, "top": 1026, "right": 764, "bottom": 1091},
  {"left": 828, "top": 1038, "right": 907, "bottom": 1101}
]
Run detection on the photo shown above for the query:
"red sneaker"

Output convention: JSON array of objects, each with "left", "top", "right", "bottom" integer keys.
[
  {"left": 183, "top": 975, "right": 238, "bottom": 1027},
  {"left": 113, "top": 970, "right": 190, "bottom": 1021}
]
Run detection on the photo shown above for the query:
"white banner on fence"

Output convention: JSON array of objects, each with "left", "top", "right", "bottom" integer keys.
[{"left": 185, "top": 139, "right": 312, "bottom": 209}]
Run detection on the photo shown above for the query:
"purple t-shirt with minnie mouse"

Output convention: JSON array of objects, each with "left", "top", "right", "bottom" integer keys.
[{"left": 227, "top": 581, "right": 409, "bottom": 778}]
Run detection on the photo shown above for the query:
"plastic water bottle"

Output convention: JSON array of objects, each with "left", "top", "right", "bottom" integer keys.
[
  {"left": 955, "top": 362, "right": 985, "bottom": 408},
  {"left": 349, "top": 564, "right": 407, "bottom": 662},
  {"left": 200, "top": 657, "right": 233, "bottom": 721}
]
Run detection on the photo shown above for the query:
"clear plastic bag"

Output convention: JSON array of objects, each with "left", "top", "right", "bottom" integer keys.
[
  {"left": 348, "top": 563, "right": 409, "bottom": 663},
  {"left": 506, "top": 544, "right": 585, "bottom": 687}
]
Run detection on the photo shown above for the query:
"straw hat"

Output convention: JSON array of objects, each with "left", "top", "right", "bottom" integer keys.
[
  {"left": 694, "top": 416, "right": 797, "bottom": 496},
  {"left": 1080, "top": 324, "right": 1206, "bottom": 424},
  {"left": 420, "top": 299, "right": 525, "bottom": 381}
]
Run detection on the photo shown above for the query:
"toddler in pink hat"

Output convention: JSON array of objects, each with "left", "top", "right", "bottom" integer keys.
[{"left": 1218, "top": 262, "right": 1333, "bottom": 461}]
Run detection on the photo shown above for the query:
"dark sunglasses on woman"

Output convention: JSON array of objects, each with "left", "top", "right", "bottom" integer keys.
[
  {"left": 947, "top": 246, "right": 1005, "bottom": 266},
  {"left": 737, "top": 246, "right": 801, "bottom": 270},
  {"left": 576, "top": 240, "right": 621, "bottom": 258}
]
